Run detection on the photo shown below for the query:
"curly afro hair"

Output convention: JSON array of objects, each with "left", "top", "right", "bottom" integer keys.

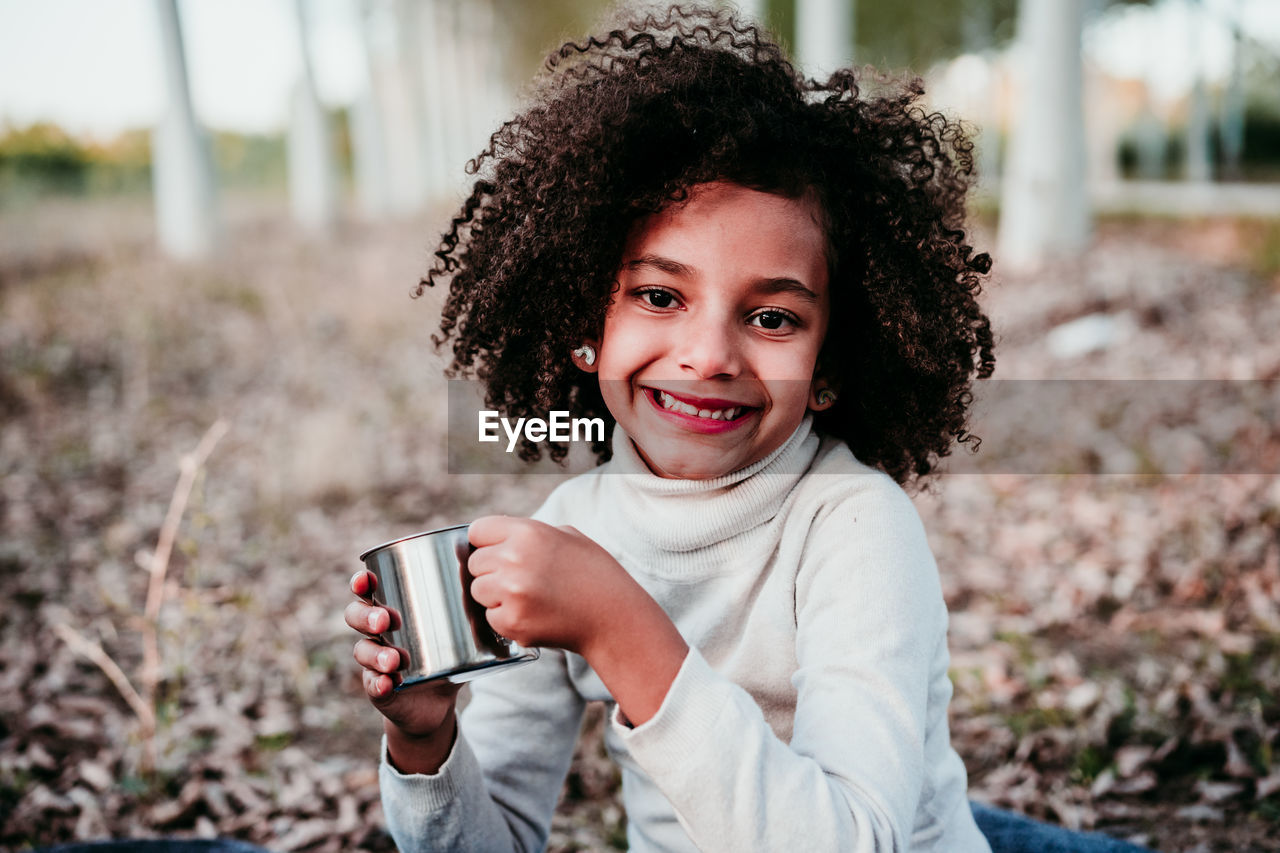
[{"left": 420, "top": 3, "right": 995, "bottom": 486}]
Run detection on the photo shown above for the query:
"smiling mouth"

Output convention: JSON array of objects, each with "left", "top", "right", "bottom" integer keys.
[{"left": 648, "top": 388, "right": 754, "bottom": 422}]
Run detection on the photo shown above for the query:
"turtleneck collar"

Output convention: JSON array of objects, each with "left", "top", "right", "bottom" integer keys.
[{"left": 601, "top": 415, "right": 821, "bottom": 555}]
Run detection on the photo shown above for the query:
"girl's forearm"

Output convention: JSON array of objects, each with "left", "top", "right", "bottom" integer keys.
[{"left": 583, "top": 596, "right": 689, "bottom": 727}]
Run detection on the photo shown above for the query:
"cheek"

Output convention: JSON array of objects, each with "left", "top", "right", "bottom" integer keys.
[
  {"left": 762, "top": 341, "right": 823, "bottom": 381},
  {"left": 768, "top": 379, "right": 816, "bottom": 419},
  {"left": 596, "top": 316, "right": 656, "bottom": 378}
]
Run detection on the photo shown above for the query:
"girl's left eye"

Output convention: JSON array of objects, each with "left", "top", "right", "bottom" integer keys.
[
  {"left": 748, "top": 310, "right": 798, "bottom": 331},
  {"left": 638, "top": 288, "right": 679, "bottom": 309}
]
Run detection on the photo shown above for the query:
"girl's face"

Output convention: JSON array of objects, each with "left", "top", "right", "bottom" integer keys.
[{"left": 593, "top": 181, "right": 831, "bottom": 480}]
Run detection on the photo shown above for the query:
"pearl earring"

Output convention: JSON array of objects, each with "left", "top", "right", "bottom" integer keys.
[
  {"left": 816, "top": 388, "right": 837, "bottom": 407},
  {"left": 572, "top": 344, "right": 596, "bottom": 366}
]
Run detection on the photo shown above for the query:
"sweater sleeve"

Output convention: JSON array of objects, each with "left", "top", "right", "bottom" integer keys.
[
  {"left": 379, "top": 642, "right": 587, "bottom": 852},
  {"left": 378, "top": 483, "right": 591, "bottom": 852},
  {"left": 613, "top": 482, "right": 950, "bottom": 853}
]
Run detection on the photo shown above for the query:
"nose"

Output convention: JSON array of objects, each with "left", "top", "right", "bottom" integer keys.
[{"left": 674, "top": 317, "right": 742, "bottom": 379}]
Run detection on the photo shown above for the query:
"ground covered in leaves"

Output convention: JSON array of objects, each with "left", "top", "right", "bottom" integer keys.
[{"left": 1, "top": 196, "right": 1278, "bottom": 851}]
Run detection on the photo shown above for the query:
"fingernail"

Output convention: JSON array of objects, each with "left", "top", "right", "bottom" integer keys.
[
  {"left": 378, "top": 650, "right": 393, "bottom": 669},
  {"left": 350, "top": 571, "right": 364, "bottom": 589}
]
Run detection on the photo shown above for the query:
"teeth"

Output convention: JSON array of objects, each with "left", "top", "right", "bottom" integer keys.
[{"left": 656, "top": 391, "right": 740, "bottom": 421}]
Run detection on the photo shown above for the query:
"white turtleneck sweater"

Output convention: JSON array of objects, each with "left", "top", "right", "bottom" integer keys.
[{"left": 379, "top": 418, "right": 991, "bottom": 852}]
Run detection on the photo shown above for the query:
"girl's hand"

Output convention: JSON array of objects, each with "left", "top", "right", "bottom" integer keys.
[
  {"left": 468, "top": 516, "right": 688, "bottom": 725},
  {"left": 467, "top": 516, "right": 637, "bottom": 656},
  {"left": 346, "top": 570, "right": 461, "bottom": 774}
]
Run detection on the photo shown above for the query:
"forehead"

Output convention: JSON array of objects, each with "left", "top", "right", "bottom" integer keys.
[{"left": 621, "top": 182, "right": 830, "bottom": 288}]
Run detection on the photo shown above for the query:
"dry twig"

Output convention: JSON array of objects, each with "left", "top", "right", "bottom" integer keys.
[
  {"left": 53, "top": 621, "right": 156, "bottom": 732},
  {"left": 138, "top": 418, "right": 230, "bottom": 767}
]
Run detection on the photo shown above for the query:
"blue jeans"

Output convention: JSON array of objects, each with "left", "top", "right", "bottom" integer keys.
[
  {"left": 33, "top": 844, "right": 269, "bottom": 853},
  {"left": 972, "top": 801, "right": 1155, "bottom": 852},
  {"left": 34, "top": 804, "right": 1156, "bottom": 852}
]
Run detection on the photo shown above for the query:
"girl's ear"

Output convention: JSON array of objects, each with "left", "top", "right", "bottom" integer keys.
[
  {"left": 571, "top": 341, "right": 601, "bottom": 374},
  {"left": 808, "top": 375, "right": 839, "bottom": 412}
]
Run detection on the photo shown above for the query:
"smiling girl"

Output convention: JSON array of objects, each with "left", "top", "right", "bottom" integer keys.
[{"left": 343, "top": 6, "right": 1147, "bottom": 853}]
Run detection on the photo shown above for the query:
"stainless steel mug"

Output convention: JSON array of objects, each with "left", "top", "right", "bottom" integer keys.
[{"left": 358, "top": 524, "right": 538, "bottom": 687}]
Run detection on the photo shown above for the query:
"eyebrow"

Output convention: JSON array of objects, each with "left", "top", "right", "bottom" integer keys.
[
  {"left": 622, "top": 254, "right": 692, "bottom": 277},
  {"left": 623, "top": 254, "right": 820, "bottom": 303},
  {"left": 754, "top": 278, "right": 820, "bottom": 303}
]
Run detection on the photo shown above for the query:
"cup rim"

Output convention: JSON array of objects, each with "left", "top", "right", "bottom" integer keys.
[{"left": 358, "top": 523, "right": 469, "bottom": 561}]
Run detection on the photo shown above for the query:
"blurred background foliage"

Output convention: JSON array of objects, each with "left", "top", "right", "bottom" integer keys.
[{"left": 3, "top": 0, "right": 1279, "bottom": 206}]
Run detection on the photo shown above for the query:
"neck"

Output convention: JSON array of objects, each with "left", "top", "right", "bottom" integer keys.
[{"left": 597, "top": 416, "right": 821, "bottom": 561}]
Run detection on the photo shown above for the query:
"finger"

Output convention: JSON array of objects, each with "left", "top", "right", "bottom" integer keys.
[
  {"left": 467, "top": 543, "right": 499, "bottom": 578},
  {"left": 345, "top": 600, "right": 391, "bottom": 635},
  {"left": 354, "top": 639, "right": 402, "bottom": 674},
  {"left": 482, "top": 602, "right": 517, "bottom": 642},
  {"left": 350, "top": 570, "right": 377, "bottom": 599},
  {"left": 468, "top": 515, "right": 517, "bottom": 548},
  {"left": 363, "top": 668, "right": 395, "bottom": 700},
  {"left": 470, "top": 573, "right": 500, "bottom": 609}
]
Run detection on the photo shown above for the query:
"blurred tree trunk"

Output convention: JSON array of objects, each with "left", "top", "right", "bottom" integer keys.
[
  {"left": 389, "top": 0, "right": 431, "bottom": 212},
  {"left": 457, "top": 0, "right": 509, "bottom": 193},
  {"left": 1183, "top": 0, "right": 1212, "bottom": 182},
  {"left": 796, "top": 0, "right": 855, "bottom": 78},
  {"left": 151, "top": 0, "right": 218, "bottom": 259},
  {"left": 351, "top": 0, "right": 392, "bottom": 219},
  {"left": 1184, "top": 76, "right": 1212, "bottom": 181},
  {"left": 997, "top": 0, "right": 1089, "bottom": 272},
  {"left": 1134, "top": 97, "right": 1168, "bottom": 180},
  {"left": 289, "top": 0, "right": 339, "bottom": 234},
  {"left": 961, "top": 0, "right": 1001, "bottom": 186},
  {"left": 428, "top": 0, "right": 472, "bottom": 200},
  {"left": 1218, "top": 0, "right": 1246, "bottom": 180}
]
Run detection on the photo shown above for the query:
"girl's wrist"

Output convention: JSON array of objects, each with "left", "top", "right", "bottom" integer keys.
[
  {"left": 384, "top": 710, "right": 457, "bottom": 776},
  {"left": 583, "top": 594, "right": 688, "bottom": 728}
]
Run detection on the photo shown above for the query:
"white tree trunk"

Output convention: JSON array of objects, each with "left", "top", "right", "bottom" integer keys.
[
  {"left": 997, "top": 0, "right": 1089, "bottom": 272},
  {"left": 1133, "top": 98, "right": 1168, "bottom": 180},
  {"left": 349, "top": 88, "right": 390, "bottom": 218},
  {"left": 1183, "top": 0, "right": 1213, "bottom": 182},
  {"left": 1184, "top": 77, "right": 1213, "bottom": 182},
  {"left": 1218, "top": 0, "right": 1245, "bottom": 180},
  {"left": 151, "top": 0, "right": 217, "bottom": 260},
  {"left": 796, "top": 0, "right": 854, "bottom": 79},
  {"left": 416, "top": 0, "right": 455, "bottom": 202},
  {"left": 429, "top": 0, "right": 473, "bottom": 201},
  {"left": 457, "top": 0, "right": 509, "bottom": 184},
  {"left": 398, "top": 0, "right": 440, "bottom": 207},
  {"left": 288, "top": 0, "right": 339, "bottom": 234},
  {"left": 351, "top": 0, "right": 391, "bottom": 220}
]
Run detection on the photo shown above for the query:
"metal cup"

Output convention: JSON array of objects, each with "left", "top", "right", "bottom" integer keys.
[{"left": 358, "top": 524, "right": 538, "bottom": 687}]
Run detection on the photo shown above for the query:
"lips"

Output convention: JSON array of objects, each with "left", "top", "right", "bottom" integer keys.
[{"left": 646, "top": 387, "right": 755, "bottom": 423}]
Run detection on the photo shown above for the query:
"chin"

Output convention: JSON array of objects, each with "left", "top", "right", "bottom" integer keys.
[{"left": 642, "top": 451, "right": 743, "bottom": 481}]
